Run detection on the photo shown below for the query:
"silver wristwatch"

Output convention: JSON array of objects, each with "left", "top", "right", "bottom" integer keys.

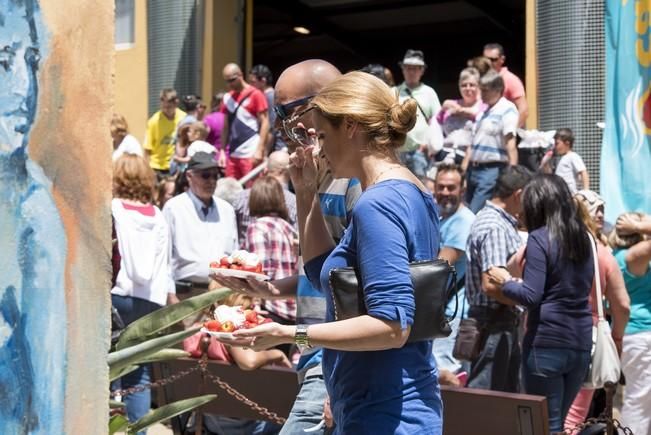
[{"left": 294, "top": 324, "right": 312, "bottom": 350}]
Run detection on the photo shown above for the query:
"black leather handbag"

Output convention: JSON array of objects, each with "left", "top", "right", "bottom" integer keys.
[{"left": 328, "top": 259, "right": 458, "bottom": 342}]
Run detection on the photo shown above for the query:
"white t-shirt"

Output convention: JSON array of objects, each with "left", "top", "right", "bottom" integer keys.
[
  {"left": 112, "top": 134, "right": 143, "bottom": 161},
  {"left": 163, "top": 190, "right": 239, "bottom": 283},
  {"left": 555, "top": 151, "right": 586, "bottom": 193}
]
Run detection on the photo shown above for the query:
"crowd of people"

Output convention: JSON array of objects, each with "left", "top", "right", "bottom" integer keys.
[{"left": 110, "top": 44, "right": 650, "bottom": 435}]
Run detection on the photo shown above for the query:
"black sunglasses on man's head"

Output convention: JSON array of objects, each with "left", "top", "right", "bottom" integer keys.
[{"left": 273, "top": 95, "right": 315, "bottom": 121}]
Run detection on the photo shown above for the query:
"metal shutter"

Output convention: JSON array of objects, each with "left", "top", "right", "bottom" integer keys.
[
  {"left": 147, "top": 0, "right": 204, "bottom": 115},
  {"left": 536, "top": 0, "right": 605, "bottom": 190}
]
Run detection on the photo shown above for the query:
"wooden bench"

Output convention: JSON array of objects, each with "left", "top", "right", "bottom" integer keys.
[{"left": 154, "top": 359, "right": 549, "bottom": 434}]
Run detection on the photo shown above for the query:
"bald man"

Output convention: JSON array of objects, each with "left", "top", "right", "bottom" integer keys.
[
  {"left": 214, "top": 60, "right": 362, "bottom": 434},
  {"left": 220, "top": 63, "right": 270, "bottom": 182},
  {"left": 233, "top": 150, "right": 297, "bottom": 244}
]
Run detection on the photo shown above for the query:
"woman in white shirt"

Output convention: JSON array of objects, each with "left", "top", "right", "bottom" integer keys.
[
  {"left": 111, "top": 154, "right": 175, "bottom": 431},
  {"left": 111, "top": 113, "right": 143, "bottom": 161}
]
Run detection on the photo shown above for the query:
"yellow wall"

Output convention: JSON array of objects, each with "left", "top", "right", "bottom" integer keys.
[
  {"left": 202, "top": 0, "right": 243, "bottom": 104},
  {"left": 115, "top": 0, "right": 148, "bottom": 142},
  {"left": 525, "top": 0, "right": 538, "bottom": 129}
]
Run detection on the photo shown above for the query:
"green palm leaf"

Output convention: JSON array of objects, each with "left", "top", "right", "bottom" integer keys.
[{"left": 127, "top": 395, "right": 217, "bottom": 434}]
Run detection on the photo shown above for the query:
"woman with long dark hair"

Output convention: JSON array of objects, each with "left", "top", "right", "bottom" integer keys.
[{"left": 488, "top": 174, "right": 594, "bottom": 433}]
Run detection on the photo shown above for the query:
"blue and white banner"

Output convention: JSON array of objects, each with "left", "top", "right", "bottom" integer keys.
[{"left": 601, "top": 0, "right": 651, "bottom": 222}]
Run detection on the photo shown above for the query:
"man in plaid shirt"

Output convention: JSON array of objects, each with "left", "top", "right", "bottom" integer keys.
[{"left": 465, "top": 165, "right": 532, "bottom": 392}]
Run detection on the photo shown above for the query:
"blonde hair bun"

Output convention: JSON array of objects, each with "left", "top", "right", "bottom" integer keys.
[{"left": 387, "top": 99, "right": 417, "bottom": 136}]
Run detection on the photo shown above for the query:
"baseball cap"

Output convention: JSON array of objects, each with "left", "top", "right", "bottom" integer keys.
[
  {"left": 188, "top": 151, "right": 218, "bottom": 171},
  {"left": 400, "top": 49, "right": 426, "bottom": 67}
]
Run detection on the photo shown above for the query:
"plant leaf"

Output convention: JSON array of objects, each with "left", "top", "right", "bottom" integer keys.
[
  {"left": 110, "top": 400, "right": 126, "bottom": 409},
  {"left": 108, "top": 327, "right": 199, "bottom": 377},
  {"left": 116, "top": 288, "right": 231, "bottom": 350},
  {"left": 135, "top": 349, "right": 190, "bottom": 364},
  {"left": 109, "top": 364, "right": 139, "bottom": 382},
  {"left": 109, "top": 414, "right": 129, "bottom": 434},
  {"left": 127, "top": 395, "right": 217, "bottom": 434}
]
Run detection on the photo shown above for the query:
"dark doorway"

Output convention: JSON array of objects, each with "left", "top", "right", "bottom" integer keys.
[{"left": 253, "top": 0, "right": 525, "bottom": 101}]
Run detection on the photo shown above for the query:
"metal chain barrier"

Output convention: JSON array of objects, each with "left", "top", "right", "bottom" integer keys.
[
  {"left": 110, "top": 350, "right": 286, "bottom": 425},
  {"left": 110, "top": 364, "right": 201, "bottom": 398},
  {"left": 564, "top": 414, "right": 634, "bottom": 435},
  {"left": 198, "top": 358, "right": 287, "bottom": 425}
]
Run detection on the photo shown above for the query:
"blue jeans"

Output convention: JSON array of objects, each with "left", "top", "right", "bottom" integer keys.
[
  {"left": 467, "top": 322, "right": 521, "bottom": 393},
  {"left": 199, "top": 415, "right": 280, "bottom": 434},
  {"left": 111, "top": 295, "right": 163, "bottom": 434},
  {"left": 279, "top": 371, "right": 329, "bottom": 435},
  {"left": 432, "top": 288, "right": 468, "bottom": 373},
  {"left": 465, "top": 165, "right": 502, "bottom": 214},
  {"left": 522, "top": 346, "right": 591, "bottom": 433},
  {"left": 399, "top": 149, "right": 430, "bottom": 178}
]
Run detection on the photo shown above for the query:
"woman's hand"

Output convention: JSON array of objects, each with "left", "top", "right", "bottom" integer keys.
[
  {"left": 218, "top": 322, "right": 294, "bottom": 351},
  {"left": 323, "top": 396, "right": 334, "bottom": 428},
  {"left": 616, "top": 214, "right": 640, "bottom": 236},
  {"left": 289, "top": 141, "right": 318, "bottom": 193},
  {"left": 487, "top": 266, "right": 513, "bottom": 286},
  {"left": 210, "top": 273, "right": 280, "bottom": 299}
]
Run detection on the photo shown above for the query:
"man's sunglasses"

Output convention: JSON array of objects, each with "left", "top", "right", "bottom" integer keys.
[
  {"left": 282, "top": 105, "right": 316, "bottom": 147},
  {"left": 225, "top": 75, "right": 240, "bottom": 83},
  {"left": 196, "top": 170, "right": 219, "bottom": 180},
  {"left": 273, "top": 95, "right": 315, "bottom": 121},
  {"left": 486, "top": 56, "right": 500, "bottom": 62}
]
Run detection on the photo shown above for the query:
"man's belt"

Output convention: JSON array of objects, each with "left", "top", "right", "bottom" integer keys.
[{"left": 469, "top": 160, "right": 508, "bottom": 169}]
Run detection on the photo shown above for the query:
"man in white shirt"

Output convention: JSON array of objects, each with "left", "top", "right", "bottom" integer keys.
[
  {"left": 394, "top": 49, "right": 441, "bottom": 177},
  {"left": 163, "top": 151, "right": 238, "bottom": 306}
]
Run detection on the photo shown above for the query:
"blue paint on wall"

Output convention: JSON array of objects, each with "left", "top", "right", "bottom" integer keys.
[{"left": 0, "top": 1, "right": 67, "bottom": 433}]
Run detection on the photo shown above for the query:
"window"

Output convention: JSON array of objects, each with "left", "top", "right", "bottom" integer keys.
[{"left": 115, "top": 0, "right": 135, "bottom": 49}]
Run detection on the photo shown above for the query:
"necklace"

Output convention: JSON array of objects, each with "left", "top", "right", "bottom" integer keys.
[{"left": 369, "top": 164, "right": 403, "bottom": 186}]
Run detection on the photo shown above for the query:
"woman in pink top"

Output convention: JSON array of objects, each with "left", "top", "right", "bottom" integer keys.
[
  {"left": 434, "top": 67, "right": 487, "bottom": 164},
  {"left": 564, "top": 193, "right": 630, "bottom": 432}
]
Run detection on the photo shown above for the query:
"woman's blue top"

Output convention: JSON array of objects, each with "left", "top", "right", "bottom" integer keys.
[{"left": 305, "top": 180, "right": 443, "bottom": 435}]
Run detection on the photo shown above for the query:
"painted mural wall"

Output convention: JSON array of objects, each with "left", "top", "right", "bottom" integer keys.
[{"left": 0, "top": 0, "right": 112, "bottom": 433}]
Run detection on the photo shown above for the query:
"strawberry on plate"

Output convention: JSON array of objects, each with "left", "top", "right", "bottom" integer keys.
[{"left": 204, "top": 320, "right": 221, "bottom": 331}]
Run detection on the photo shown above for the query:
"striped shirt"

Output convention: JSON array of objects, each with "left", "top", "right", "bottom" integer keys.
[
  {"left": 296, "top": 175, "right": 361, "bottom": 371},
  {"left": 465, "top": 201, "right": 523, "bottom": 308},
  {"left": 244, "top": 216, "right": 298, "bottom": 322},
  {"left": 471, "top": 97, "right": 518, "bottom": 163}
]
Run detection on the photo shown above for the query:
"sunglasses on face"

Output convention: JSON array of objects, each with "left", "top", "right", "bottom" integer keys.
[
  {"left": 487, "top": 56, "right": 500, "bottom": 62},
  {"left": 282, "top": 106, "right": 316, "bottom": 147},
  {"left": 196, "top": 170, "right": 219, "bottom": 180},
  {"left": 225, "top": 75, "right": 240, "bottom": 83},
  {"left": 273, "top": 95, "right": 315, "bottom": 121}
]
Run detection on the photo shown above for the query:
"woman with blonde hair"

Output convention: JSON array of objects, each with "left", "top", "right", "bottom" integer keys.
[
  {"left": 111, "top": 154, "right": 176, "bottom": 430},
  {"left": 224, "top": 72, "right": 443, "bottom": 433},
  {"left": 564, "top": 198, "right": 630, "bottom": 432},
  {"left": 111, "top": 113, "right": 143, "bottom": 161},
  {"left": 609, "top": 212, "right": 651, "bottom": 435}
]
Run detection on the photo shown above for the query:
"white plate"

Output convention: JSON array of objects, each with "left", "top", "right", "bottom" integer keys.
[
  {"left": 210, "top": 267, "right": 270, "bottom": 281},
  {"left": 200, "top": 327, "right": 235, "bottom": 340}
]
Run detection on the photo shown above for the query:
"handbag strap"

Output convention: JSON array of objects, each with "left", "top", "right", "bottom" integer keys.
[
  {"left": 404, "top": 87, "right": 430, "bottom": 121},
  {"left": 587, "top": 232, "right": 604, "bottom": 320}
]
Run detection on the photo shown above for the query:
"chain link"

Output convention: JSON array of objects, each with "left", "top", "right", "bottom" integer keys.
[
  {"left": 564, "top": 413, "right": 635, "bottom": 434},
  {"left": 110, "top": 357, "right": 287, "bottom": 425},
  {"left": 110, "top": 365, "right": 201, "bottom": 398}
]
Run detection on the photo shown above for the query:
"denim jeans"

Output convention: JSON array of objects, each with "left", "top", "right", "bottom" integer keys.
[
  {"left": 465, "top": 165, "right": 502, "bottom": 214},
  {"left": 197, "top": 414, "right": 280, "bottom": 435},
  {"left": 399, "top": 149, "right": 430, "bottom": 178},
  {"left": 522, "top": 346, "right": 591, "bottom": 433},
  {"left": 279, "top": 370, "right": 330, "bottom": 435},
  {"left": 432, "top": 288, "right": 468, "bottom": 373},
  {"left": 111, "top": 295, "right": 163, "bottom": 435}
]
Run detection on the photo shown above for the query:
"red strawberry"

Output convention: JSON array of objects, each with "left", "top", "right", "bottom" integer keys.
[
  {"left": 209, "top": 261, "right": 220, "bottom": 269},
  {"left": 220, "top": 320, "right": 235, "bottom": 332},
  {"left": 244, "top": 310, "right": 258, "bottom": 323},
  {"left": 242, "top": 320, "right": 257, "bottom": 329},
  {"left": 219, "top": 257, "right": 231, "bottom": 266},
  {"left": 204, "top": 320, "right": 221, "bottom": 331},
  {"left": 255, "top": 264, "right": 263, "bottom": 274}
]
